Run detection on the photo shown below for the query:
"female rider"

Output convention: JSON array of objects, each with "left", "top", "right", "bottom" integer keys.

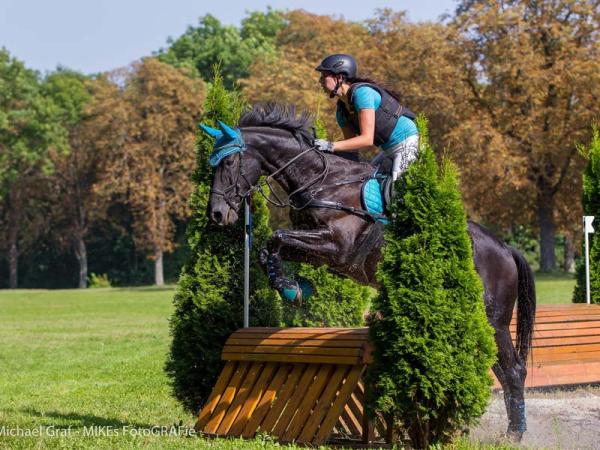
[{"left": 314, "top": 54, "right": 419, "bottom": 181}]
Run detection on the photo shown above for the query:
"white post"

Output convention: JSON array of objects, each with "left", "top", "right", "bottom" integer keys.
[
  {"left": 584, "top": 216, "right": 595, "bottom": 305},
  {"left": 244, "top": 197, "right": 251, "bottom": 327}
]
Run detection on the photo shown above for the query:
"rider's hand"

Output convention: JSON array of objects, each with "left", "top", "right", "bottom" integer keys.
[{"left": 313, "top": 139, "right": 334, "bottom": 153}]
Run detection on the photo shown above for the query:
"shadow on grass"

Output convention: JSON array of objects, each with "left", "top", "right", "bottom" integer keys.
[
  {"left": 110, "top": 286, "right": 176, "bottom": 293},
  {"left": 18, "top": 407, "right": 156, "bottom": 430}
]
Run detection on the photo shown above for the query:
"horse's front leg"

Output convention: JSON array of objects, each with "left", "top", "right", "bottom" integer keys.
[{"left": 259, "top": 228, "right": 341, "bottom": 303}]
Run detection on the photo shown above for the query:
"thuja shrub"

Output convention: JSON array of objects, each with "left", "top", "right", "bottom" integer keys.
[
  {"left": 165, "top": 69, "right": 280, "bottom": 413},
  {"left": 574, "top": 127, "right": 600, "bottom": 304},
  {"left": 367, "top": 117, "right": 496, "bottom": 448}
]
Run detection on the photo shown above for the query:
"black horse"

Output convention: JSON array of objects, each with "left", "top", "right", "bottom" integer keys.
[{"left": 202, "top": 104, "right": 536, "bottom": 440}]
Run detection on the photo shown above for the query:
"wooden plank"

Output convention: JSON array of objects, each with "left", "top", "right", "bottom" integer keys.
[
  {"left": 525, "top": 361, "right": 600, "bottom": 387},
  {"left": 228, "top": 362, "right": 277, "bottom": 436},
  {"left": 494, "top": 361, "right": 600, "bottom": 388},
  {"left": 532, "top": 342, "right": 600, "bottom": 355},
  {"left": 530, "top": 335, "right": 600, "bottom": 347},
  {"left": 271, "top": 364, "right": 319, "bottom": 437},
  {"left": 242, "top": 364, "right": 291, "bottom": 438},
  {"left": 515, "top": 320, "right": 600, "bottom": 332},
  {"left": 260, "top": 364, "right": 306, "bottom": 433},
  {"left": 298, "top": 365, "right": 349, "bottom": 443},
  {"left": 342, "top": 398, "right": 362, "bottom": 436},
  {"left": 529, "top": 314, "right": 600, "bottom": 323},
  {"left": 529, "top": 327, "right": 600, "bottom": 339},
  {"left": 530, "top": 351, "right": 600, "bottom": 364},
  {"left": 282, "top": 364, "right": 334, "bottom": 442},
  {"left": 222, "top": 352, "right": 363, "bottom": 365},
  {"left": 223, "top": 345, "right": 362, "bottom": 357},
  {"left": 216, "top": 362, "right": 264, "bottom": 435},
  {"left": 226, "top": 337, "right": 368, "bottom": 348},
  {"left": 203, "top": 361, "right": 250, "bottom": 434},
  {"left": 231, "top": 327, "right": 369, "bottom": 335},
  {"left": 314, "top": 364, "right": 365, "bottom": 444},
  {"left": 195, "top": 361, "right": 236, "bottom": 431},
  {"left": 347, "top": 391, "right": 363, "bottom": 425}
]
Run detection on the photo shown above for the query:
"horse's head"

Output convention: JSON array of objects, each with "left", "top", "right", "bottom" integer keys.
[{"left": 200, "top": 121, "right": 261, "bottom": 226}]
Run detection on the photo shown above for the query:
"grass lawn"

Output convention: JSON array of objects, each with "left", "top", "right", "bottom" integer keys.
[
  {"left": 534, "top": 271, "right": 577, "bottom": 304},
  {"left": 0, "top": 274, "right": 576, "bottom": 449}
]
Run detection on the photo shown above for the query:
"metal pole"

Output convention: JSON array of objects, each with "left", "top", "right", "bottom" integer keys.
[
  {"left": 244, "top": 197, "right": 250, "bottom": 327},
  {"left": 585, "top": 218, "right": 591, "bottom": 305}
]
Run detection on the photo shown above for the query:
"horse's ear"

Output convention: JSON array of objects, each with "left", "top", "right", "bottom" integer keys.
[
  {"left": 199, "top": 123, "right": 223, "bottom": 138},
  {"left": 217, "top": 120, "right": 238, "bottom": 140}
]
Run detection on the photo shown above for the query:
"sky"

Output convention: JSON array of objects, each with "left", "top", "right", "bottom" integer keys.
[{"left": 0, "top": 0, "right": 457, "bottom": 75}]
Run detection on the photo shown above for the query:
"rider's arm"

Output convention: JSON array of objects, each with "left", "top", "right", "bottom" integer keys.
[{"left": 333, "top": 109, "right": 375, "bottom": 152}]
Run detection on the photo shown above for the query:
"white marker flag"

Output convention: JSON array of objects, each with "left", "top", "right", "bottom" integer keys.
[{"left": 584, "top": 216, "right": 595, "bottom": 234}]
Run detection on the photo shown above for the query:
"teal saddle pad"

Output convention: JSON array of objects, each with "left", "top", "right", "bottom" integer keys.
[{"left": 361, "top": 178, "right": 390, "bottom": 224}]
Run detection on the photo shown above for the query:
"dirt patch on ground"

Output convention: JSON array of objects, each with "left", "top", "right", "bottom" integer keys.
[{"left": 470, "top": 386, "right": 600, "bottom": 449}]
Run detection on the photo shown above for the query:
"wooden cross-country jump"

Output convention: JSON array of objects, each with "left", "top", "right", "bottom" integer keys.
[
  {"left": 195, "top": 304, "right": 600, "bottom": 445},
  {"left": 194, "top": 327, "right": 389, "bottom": 445}
]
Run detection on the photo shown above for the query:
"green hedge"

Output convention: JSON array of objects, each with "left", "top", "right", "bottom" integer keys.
[
  {"left": 574, "top": 127, "right": 600, "bottom": 304},
  {"left": 367, "top": 118, "right": 496, "bottom": 448}
]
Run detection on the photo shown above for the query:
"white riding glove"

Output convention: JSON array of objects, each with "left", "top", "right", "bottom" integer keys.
[{"left": 313, "top": 139, "right": 334, "bottom": 153}]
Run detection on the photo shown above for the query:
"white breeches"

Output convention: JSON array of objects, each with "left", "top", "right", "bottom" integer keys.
[{"left": 371, "top": 134, "right": 419, "bottom": 181}]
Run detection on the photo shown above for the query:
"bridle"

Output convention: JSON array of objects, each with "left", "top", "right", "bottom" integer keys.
[{"left": 210, "top": 129, "right": 331, "bottom": 211}]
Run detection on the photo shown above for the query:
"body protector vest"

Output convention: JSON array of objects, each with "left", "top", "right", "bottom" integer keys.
[{"left": 337, "top": 82, "right": 416, "bottom": 147}]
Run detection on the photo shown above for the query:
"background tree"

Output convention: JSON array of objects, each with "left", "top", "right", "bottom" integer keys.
[
  {"left": 368, "top": 118, "right": 496, "bottom": 447},
  {"left": 96, "top": 58, "right": 204, "bottom": 285},
  {"left": 43, "top": 68, "right": 97, "bottom": 288},
  {"left": 573, "top": 127, "right": 600, "bottom": 304},
  {"left": 0, "top": 49, "right": 67, "bottom": 288},
  {"left": 450, "top": 0, "right": 600, "bottom": 271},
  {"left": 157, "top": 9, "right": 285, "bottom": 88},
  {"left": 242, "top": 10, "right": 379, "bottom": 140}
]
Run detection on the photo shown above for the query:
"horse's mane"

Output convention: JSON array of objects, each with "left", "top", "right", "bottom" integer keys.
[{"left": 239, "top": 103, "right": 315, "bottom": 143}]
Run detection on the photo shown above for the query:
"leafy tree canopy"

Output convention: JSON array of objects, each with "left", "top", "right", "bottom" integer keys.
[{"left": 157, "top": 8, "right": 285, "bottom": 88}]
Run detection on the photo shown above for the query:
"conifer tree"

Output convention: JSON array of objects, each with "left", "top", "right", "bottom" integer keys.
[
  {"left": 367, "top": 118, "right": 496, "bottom": 447},
  {"left": 573, "top": 127, "right": 600, "bottom": 304},
  {"left": 165, "top": 68, "right": 279, "bottom": 413}
]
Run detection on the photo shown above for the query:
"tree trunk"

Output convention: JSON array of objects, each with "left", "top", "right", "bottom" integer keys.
[
  {"left": 8, "top": 231, "right": 18, "bottom": 289},
  {"left": 537, "top": 191, "right": 556, "bottom": 272},
  {"left": 74, "top": 234, "right": 88, "bottom": 288},
  {"left": 154, "top": 247, "right": 164, "bottom": 286},
  {"left": 564, "top": 234, "right": 575, "bottom": 273},
  {"left": 7, "top": 188, "right": 20, "bottom": 289}
]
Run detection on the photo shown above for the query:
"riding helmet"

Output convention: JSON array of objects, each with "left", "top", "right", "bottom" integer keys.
[{"left": 315, "top": 54, "right": 357, "bottom": 79}]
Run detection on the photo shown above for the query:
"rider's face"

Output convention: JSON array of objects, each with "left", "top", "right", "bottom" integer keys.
[{"left": 319, "top": 72, "right": 338, "bottom": 95}]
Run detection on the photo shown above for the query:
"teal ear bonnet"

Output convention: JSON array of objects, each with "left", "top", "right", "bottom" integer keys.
[{"left": 199, "top": 120, "right": 246, "bottom": 167}]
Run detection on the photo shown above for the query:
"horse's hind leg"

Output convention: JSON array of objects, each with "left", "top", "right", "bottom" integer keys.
[{"left": 494, "top": 325, "right": 527, "bottom": 441}]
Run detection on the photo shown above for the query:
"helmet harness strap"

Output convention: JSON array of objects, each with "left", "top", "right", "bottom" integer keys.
[{"left": 330, "top": 75, "right": 344, "bottom": 98}]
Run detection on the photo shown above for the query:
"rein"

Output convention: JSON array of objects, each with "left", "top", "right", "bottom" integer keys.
[{"left": 212, "top": 128, "right": 387, "bottom": 222}]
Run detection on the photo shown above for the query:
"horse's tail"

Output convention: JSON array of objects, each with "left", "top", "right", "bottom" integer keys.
[{"left": 510, "top": 247, "right": 536, "bottom": 363}]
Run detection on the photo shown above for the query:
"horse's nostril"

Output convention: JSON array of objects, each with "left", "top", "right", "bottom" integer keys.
[{"left": 212, "top": 210, "right": 223, "bottom": 224}]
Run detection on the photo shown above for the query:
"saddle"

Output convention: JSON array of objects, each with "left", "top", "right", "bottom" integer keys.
[{"left": 360, "top": 175, "right": 394, "bottom": 224}]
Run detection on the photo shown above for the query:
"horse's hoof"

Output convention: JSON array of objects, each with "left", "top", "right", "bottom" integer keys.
[{"left": 258, "top": 248, "right": 269, "bottom": 267}]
